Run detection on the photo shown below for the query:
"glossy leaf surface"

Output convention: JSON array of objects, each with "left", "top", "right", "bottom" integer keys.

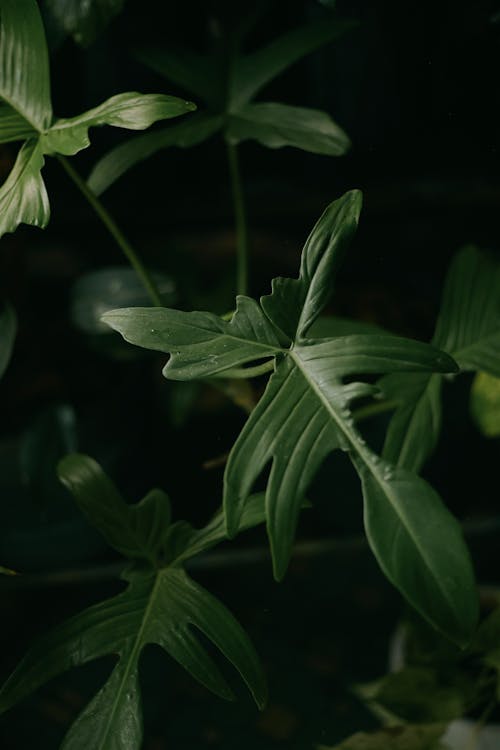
[
  {"left": 381, "top": 246, "right": 500, "bottom": 472},
  {"left": 104, "top": 190, "right": 477, "bottom": 644},
  {"left": 0, "top": 454, "right": 268, "bottom": 748}
]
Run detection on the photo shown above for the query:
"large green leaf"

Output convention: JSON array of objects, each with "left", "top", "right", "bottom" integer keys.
[
  {"left": 42, "top": 92, "right": 195, "bottom": 156},
  {"left": 381, "top": 246, "right": 500, "bottom": 472},
  {"left": 0, "top": 139, "right": 50, "bottom": 237},
  {"left": 0, "top": 454, "right": 268, "bottom": 748},
  {"left": 226, "top": 102, "right": 350, "bottom": 156},
  {"left": 0, "top": 302, "right": 16, "bottom": 380},
  {"left": 87, "top": 112, "right": 222, "bottom": 196},
  {"left": 0, "top": 102, "right": 37, "bottom": 144},
  {"left": 104, "top": 190, "right": 477, "bottom": 644},
  {"left": 45, "top": 0, "right": 125, "bottom": 47},
  {"left": 0, "top": 0, "right": 52, "bottom": 131}
]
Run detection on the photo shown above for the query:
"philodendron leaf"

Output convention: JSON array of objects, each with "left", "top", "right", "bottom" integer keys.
[
  {"left": 45, "top": 0, "right": 125, "bottom": 47},
  {"left": 319, "top": 723, "right": 448, "bottom": 750},
  {"left": 226, "top": 102, "right": 350, "bottom": 156},
  {"left": 0, "top": 302, "right": 16, "bottom": 380},
  {"left": 89, "top": 12, "right": 352, "bottom": 193},
  {"left": 380, "top": 246, "right": 500, "bottom": 472},
  {"left": 0, "top": 0, "right": 194, "bottom": 238},
  {"left": 0, "top": 454, "right": 267, "bottom": 749},
  {"left": 104, "top": 190, "right": 478, "bottom": 645},
  {"left": 41, "top": 92, "right": 196, "bottom": 156}
]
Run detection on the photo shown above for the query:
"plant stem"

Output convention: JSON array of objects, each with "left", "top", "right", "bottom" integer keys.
[
  {"left": 56, "top": 155, "right": 162, "bottom": 307},
  {"left": 226, "top": 141, "right": 249, "bottom": 296}
]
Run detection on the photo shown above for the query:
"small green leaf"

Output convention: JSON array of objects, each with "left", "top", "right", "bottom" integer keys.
[
  {"left": 0, "top": 139, "right": 50, "bottom": 238},
  {"left": 45, "top": 0, "right": 125, "bottom": 47},
  {"left": 227, "top": 102, "right": 350, "bottom": 156},
  {"left": 42, "top": 92, "right": 196, "bottom": 156},
  {"left": 470, "top": 371, "right": 500, "bottom": 437},
  {"left": 0, "top": 302, "right": 16, "bottom": 380},
  {"left": 87, "top": 112, "right": 222, "bottom": 195},
  {"left": 230, "top": 17, "right": 354, "bottom": 109},
  {"left": 0, "top": 0, "right": 52, "bottom": 131},
  {"left": 320, "top": 723, "right": 448, "bottom": 750}
]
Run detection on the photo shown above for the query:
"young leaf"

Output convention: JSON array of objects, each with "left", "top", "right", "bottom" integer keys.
[
  {"left": 381, "top": 246, "right": 500, "bottom": 472},
  {"left": 0, "top": 302, "right": 16, "bottom": 380},
  {"left": 0, "top": 454, "right": 268, "bottom": 748},
  {"left": 226, "top": 102, "right": 350, "bottom": 156},
  {"left": 0, "top": 140, "right": 50, "bottom": 236},
  {"left": 45, "top": 0, "right": 125, "bottom": 47},
  {"left": 42, "top": 93, "right": 196, "bottom": 156},
  {"left": 104, "top": 190, "right": 477, "bottom": 644}
]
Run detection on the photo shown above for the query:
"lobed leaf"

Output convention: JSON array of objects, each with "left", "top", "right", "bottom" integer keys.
[
  {"left": 226, "top": 102, "right": 350, "bottom": 157},
  {"left": 42, "top": 92, "right": 196, "bottom": 156},
  {"left": 105, "top": 189, "right": 476, "bottom": 643}
]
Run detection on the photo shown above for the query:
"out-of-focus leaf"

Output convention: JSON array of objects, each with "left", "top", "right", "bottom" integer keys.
[
  {"left": 87, "top": 112, "right": 222, "bottom": 195},
  {"left": 470, "top": 371, "right": 500, "bottom": 437},
  {"left": 0, "top": 454, "right": 268, "bottom": 747},
  {"left": 0, "top": 0, "right": 52, "bottom": 131},
  {"left": 0, "top": 302, "right": 16, "bottom": 380},
  {"left": 42, "top": 92, "right": 195, "bottom": 156},
  {"left": 226, "top": 102, "right": 350, "bottom": 156},
  {"left": 135, "top": 45, "right": 218, "bottom": 105},
  {"left": 45, "top": 0, "right": 125, "bottom": 47},
  {"left": 105, "top": 190, "right": 477, "bottom": 645},
  {"left": 319, "top": 723, "right": 448, "bottom": 749},
  {"left": 70, "top": 266, "right": 176, "bottom": 334},
  {"left": 309, "top": 315, "right": 385, "bottom": 339},
  {"left": 0, "top": 140, "right": 50, "bottom": 237},
  {"left": 381, "top": 246, "right": 500, "bottom": 472},
  {"left": 230, "top": 18, "right": 354, "bottom": 109}
]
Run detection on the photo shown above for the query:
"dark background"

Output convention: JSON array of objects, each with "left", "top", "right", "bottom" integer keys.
[{"left": 0, "top": 1, "right": 499, "bottom": 747}]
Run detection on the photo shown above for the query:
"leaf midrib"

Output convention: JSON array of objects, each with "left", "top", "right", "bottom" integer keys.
[
  {"left": 289, "top": 348, "right": 454, "bottom": 612},
  {"left": 96, "top": 572, "right": 161, "bottom": 749}
]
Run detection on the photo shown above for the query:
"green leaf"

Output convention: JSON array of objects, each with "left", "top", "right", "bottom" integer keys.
[
  {"left": 309, "top": 315, "right": 386, "bottom": 339},
  {"left": 0, "top": 567, "right": 267, "bottom": 749},
  {"left": 104, "top": 190, "right": 476, "bottom": 644},
  {"left": 320, "top": 723, "right": 448, "bottom": 750},
  {"left": 0, "top": 139, "right": 50, "bottom": 237},
  {"left": 226, "top": 102, "right": 350, "bottom": 156},
  {"left": 135, "top": 45, "right": 218, "bottom": 106},
  {"left": 57, "top": 453, "right": 173, "bottom": 566},
  {"left": 41, "top": 92, "right": 196, "bottom": 156},
  {"left": 0, "top": 102, "right": 37, "bottom": 144},
  {"left": 87, "top": 112, "right": 222, "bottom": 195},
  {"left": 470, "top": 371, "right": 500, "bottom": 437},
  {"left": 103, "top": 295, "right": 283, "bottom": 380},
  {"left": 381, "top": 246, "right": 500, "bottom": 472},
  {"left": 0, "top": 0, "right": 52, "bottom": 131},
  {"left": 0, "top": 302, "right": 16, "bottom": 380},
  {"left": 230, "top": 18, "right": 354, "bottom": 109},
  {"left": 45, "top": 0, "right": 125, "bottom": 47}
]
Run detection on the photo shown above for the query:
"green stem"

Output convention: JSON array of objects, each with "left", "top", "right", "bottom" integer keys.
[
  {"left": 56, "top": 155, "right": 162, "bottom": 307},
  {"left": 226, "top": 141, "right": 249, "bottom": 296},
  {"left": 352, "top": 399, "right": 399, "bottom": 422}
]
